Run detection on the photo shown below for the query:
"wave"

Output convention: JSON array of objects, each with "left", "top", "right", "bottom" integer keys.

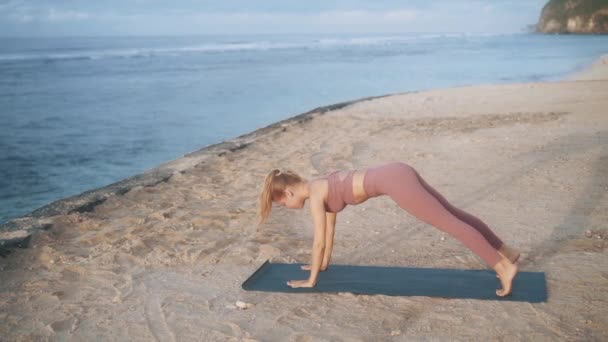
[{"left": 0, "top": 33, "right": 515, "bottom": 63}]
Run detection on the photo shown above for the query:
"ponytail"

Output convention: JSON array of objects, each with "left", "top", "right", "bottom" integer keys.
[{"left": 257, "top": 169, "right": 304, "bottom": 224}]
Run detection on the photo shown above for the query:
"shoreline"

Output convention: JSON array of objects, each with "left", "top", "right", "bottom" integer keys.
[
  {"left": 0, "top": 50, "right": 606, "bottom": 340},
  {"left": 0, "top": 94, "right": 390, "bottom": 249},
  {"left": 1, "top": 53, "right": 606, "bottom": 250}
]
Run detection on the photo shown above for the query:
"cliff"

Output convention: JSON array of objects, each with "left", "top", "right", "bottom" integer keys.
[{"left": 537, "top": 0, "right": 608, "bottom": 34}]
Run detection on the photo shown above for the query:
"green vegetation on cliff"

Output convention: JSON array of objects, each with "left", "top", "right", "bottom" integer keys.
[{"left": 537, "top": 0, "right": 608, "bottom": 33}]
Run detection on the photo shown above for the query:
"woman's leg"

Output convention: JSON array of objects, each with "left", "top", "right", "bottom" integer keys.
[
  {"left": 413, "top": 169, "right": 520, "bottom": 263},
  {"left": 385, "top": 165, "right": 502, "bottom": 267},
  {"left": 372, "top": 163, "right": 517, "bottom": 296},
  {"left": 412, "top": 169, "right": 504, "bottom": 250}
]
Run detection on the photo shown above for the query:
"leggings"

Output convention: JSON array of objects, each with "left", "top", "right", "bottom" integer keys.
[{"left": 364, "top": 162, "right": 503, "bottom": 267}]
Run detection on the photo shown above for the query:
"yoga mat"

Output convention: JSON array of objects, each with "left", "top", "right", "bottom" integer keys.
[{"left": 242, "top": 260, "right": 547, "bottom": 302}]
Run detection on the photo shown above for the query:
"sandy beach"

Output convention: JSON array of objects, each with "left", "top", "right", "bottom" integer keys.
[{"left": 1, "top": 55, "right": 607, "bottom": 341}]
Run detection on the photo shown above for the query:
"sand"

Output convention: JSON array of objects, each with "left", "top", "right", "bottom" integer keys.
[{"left": 1, "top": 56, "right": 607, "bottom": 341}]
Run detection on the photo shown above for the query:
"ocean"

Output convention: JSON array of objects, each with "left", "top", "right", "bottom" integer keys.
[{"left": 1, "top": 33, "right": 607, "bottom": 224}]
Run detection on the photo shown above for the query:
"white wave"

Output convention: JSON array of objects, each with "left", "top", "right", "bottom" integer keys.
[
  {"left": 0, "top": 33, "right": 515, "bottom": 63},
  {"left": 0, "top": 42, "right": 301, "bottom": 62}
]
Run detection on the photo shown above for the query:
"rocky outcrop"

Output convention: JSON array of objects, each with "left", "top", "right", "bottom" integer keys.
[{"left": 537, "top": 0, "right": 608, "bottom": 34}]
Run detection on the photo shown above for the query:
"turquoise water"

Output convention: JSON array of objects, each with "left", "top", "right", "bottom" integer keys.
[{"left": 1, "top": 33, "right": 607, "bottom": 224}]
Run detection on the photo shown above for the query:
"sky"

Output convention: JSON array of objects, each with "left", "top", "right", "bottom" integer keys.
[{"left": 0, "top": 0, "right": 549, "bottom": 37}]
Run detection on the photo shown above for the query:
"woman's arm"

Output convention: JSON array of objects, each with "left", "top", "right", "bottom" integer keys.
[
  {"left": 301, "top": 212, "right": 336, "bottom": 271},
  {"left": 287, "top": 187, "right": 326, "bottom": 288},
  {"left": 321, "top": 212, "right": 336, "bottom": 269}
]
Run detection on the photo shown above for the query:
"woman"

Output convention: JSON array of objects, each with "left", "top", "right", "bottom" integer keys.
[{"left": 258, "top": 162, "right": 520, "bottom": 297}]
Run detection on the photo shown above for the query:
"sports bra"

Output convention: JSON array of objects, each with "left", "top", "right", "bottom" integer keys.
[{"left": 324, "top": 170, "right": 357, "bottom": 213}]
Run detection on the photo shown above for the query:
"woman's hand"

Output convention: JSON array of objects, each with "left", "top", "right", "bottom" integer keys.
[
  {"left": 287, "top": 279, "right": 316, "bottom": 288},
  {"left": 300, "top": 265, "right": 327, "bottom": 271}
]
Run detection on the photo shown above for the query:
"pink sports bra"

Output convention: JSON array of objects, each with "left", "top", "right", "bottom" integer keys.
[{"left": 324, "top": 170, "right": 357, "bottom": 213}]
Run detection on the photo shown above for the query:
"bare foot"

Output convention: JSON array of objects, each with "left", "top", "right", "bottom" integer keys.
[
  {"left": 496, "top": 244, "right": 520, "bottom": 279},
  {"left": 494, "top": 258, "right": 518, "bottom": 297}
]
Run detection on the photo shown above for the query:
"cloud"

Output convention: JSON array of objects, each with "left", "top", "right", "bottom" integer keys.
[
  {"left": 0, "top": 0, "right": 24, "bottom": 11},
  {"left": 0, "top": 1, "right": 548, "bottom": 36},
  {"left": 385, "top": 10, "right": 417, "bottom": 21},
  {"left": 1, "top": 2, "right": 90, "bottom": 22},
  {"left": 55, "top": 9, "right": 421, "bottom": 35},
  {"left": 316, "top": 9, "right": 417, "bottom": 22},
  {"left": 47, "top": 8, "right": 90, "bottom": 21},
  {"left": 13, "top": 14, "right": 33, "bottom": 23}
]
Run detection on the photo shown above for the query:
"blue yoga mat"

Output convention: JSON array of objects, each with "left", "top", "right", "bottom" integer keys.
[{"left": 242, "top": 260, "right": 547, "bottom": 302}]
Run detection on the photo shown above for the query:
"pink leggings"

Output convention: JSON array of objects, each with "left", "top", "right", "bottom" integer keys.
[{"left": 364, "top": 162, "right": 503, "bottom": 267}]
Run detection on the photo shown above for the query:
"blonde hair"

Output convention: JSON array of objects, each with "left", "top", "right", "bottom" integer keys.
[{"left": 258, "top": 169, "right": 304, "bottom": 224}]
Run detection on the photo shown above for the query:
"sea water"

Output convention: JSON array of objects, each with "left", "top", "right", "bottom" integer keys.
[{"left": 1, "top": 33, "right": 607, "bottom": 223}]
